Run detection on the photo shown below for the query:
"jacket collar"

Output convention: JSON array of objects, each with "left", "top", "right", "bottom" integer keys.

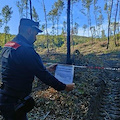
[{"left": 16, "top": 34, "right": 34, "bottom": 47}]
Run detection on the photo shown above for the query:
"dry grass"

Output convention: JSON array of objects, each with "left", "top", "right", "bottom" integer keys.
[
  {"left": 37, "top": 40, "right": 120, "bottom": 56},
  {"left": 71, "top": 40, "right": 120, "bottom": 55}
]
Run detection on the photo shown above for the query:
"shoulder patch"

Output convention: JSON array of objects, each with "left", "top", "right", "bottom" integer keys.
[{"left": 4, "top": 41, "right": 21, "bottom": 49}]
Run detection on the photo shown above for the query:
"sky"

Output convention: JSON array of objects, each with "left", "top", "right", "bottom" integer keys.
[
  {"left": 0, "top": 0, "right": 114, "bottom": 36},
  {"left": 0, "top": 0, "right": 57, "bottom": 35}
]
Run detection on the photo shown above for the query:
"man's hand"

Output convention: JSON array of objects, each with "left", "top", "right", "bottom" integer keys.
[
  {"left": 65, "top": 83, "right": 75, "bottom": 92},
  {"left": 47, "top": 63, "right": 58, "bottom": 72}
]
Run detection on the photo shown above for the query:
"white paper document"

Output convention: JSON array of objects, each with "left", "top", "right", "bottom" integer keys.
[{"left": 55, "top": 64, "right": 74, "bottom": 84}]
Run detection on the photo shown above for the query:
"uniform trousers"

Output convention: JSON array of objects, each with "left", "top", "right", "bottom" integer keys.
[{"left": 0, "top": 93, "right": 28, "bottom": 120}]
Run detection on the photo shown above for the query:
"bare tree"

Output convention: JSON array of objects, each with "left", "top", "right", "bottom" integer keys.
[
  {"left": 42, "top": 0, "right": 49, "bottom": 52},
  {"left": 81, "top": 0, "right": 93, "bottom": 37},
  {"left": 16, "top": 0, "right": 29, "bottom": 18},
  {"left": 97, "top": 13, "right": 104, "bottom": 38},
  {"left": 83, "top": 24, "right": 87, "bottom": 36},
  {"left": 93, "top": 0, "right": 99, "bottom": 37},
  {"left": 2, "top": 5, "right": 13, "bottom": 43},
  {"left": 113, "top": 0, "right": 119, "bottom": 46},
  {"left": 4, "top": 26, "right": 10, "bottom": 42},
  {"left": 54, "top": 0, "right": 64, "bottom": 35},
  {"left": 62, "top": 21, "right": 67, "bottom": 44},
  {"left": 32, "top": 6, "right": 39, "bottom": 22},
  {"left": 90, "top": 26, "right": 95, "bottom": 43},
  {"left": 0, "top": 19, "right": 2, "bottom": 28},
  {"left": 48, "top": 7, "right": 57, "bottom": 36},
  {"left": 104, "top": 0, "right": 114, "bottom": 49}
]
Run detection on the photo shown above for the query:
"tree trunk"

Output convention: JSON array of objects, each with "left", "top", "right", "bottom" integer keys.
[
  {"left": 114, "top": 0, "right": 119, "bottom": 46},
  {"left": 93, "top": 2, "right": 98, "bottom": 38},
  {"left": 42, "top": 0, "right": 49, "bottom": 53},
  {"left": 107, "top": 0, "right": 113, "bottom": 49}
]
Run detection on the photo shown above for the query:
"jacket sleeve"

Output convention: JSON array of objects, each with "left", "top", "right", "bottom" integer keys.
[{"left": 20, "top": 47, "right": 66, "bottom": 91}]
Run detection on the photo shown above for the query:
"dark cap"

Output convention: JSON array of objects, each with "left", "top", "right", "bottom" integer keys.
[{"left": 20, "top": 18, "right": 43, "bottom": 33}]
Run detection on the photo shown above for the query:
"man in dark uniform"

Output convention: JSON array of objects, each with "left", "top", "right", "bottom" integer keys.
[{"left": 0, "top": 18, "right": 75, "bottom": 120}]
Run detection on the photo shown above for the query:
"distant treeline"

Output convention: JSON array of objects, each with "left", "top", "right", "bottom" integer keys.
[
  {"left": 0, "top": 33, "right": 15, "bottom": 47},
  {"left": 0, "top": 33, "right": 105, "bottom": 50}
]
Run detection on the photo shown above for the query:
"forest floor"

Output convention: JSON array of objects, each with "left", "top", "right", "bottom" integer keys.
[
  {"left": 28, "top": 49, "right": 120, "bottom": 120},
  {"left": 0, "top": 40, "right": 120, "bottom": 120}
]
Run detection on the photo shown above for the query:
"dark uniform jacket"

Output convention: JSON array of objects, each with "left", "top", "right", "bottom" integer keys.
[{"left": 0, "top": 34, "right": 66, "bottom": 99}]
